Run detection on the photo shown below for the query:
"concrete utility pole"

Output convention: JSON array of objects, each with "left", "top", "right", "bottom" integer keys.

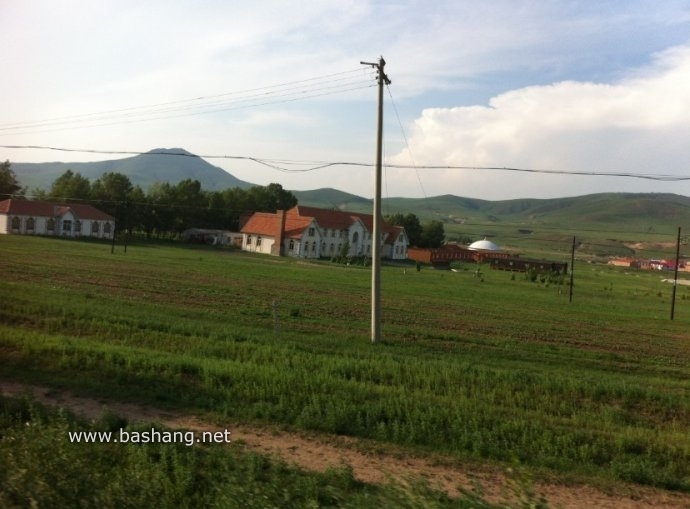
[
  {"left": 361, "top": 57, "right": 391, "bottom": 344},
  {"left": 671, "top": 226, "right": 681, "bottom": 320}
]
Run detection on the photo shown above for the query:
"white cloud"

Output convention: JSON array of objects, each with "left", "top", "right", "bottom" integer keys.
[
  {"left": 389, "top": 44, "right": 690, "bottom": 199},
  {"left": 3, "top": 1, "right": 690, "bottom": 199}
]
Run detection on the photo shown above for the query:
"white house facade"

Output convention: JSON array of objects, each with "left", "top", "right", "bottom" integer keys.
[
  {"left": 0, "top": 199, "right": 115, "bottom": 239},
  {"left": 240, "top": 205, "right": 409, "bottom": 260}
]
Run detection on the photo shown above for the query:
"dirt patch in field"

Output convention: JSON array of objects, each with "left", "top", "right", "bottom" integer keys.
[{"left": 2, "top": 380, "right": 690, "bottom": 509}]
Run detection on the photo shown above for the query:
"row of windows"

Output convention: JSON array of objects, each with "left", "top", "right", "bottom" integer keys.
[
  {"left": 307, "top": 227, "right": 361, "bottom": 240},
  {"left": 10, "top": 216, "right": 112, "bottom": 234}
]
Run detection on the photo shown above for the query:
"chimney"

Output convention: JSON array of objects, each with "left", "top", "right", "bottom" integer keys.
[{"left": 272, "top": 209, "right": 286, "bottom": 256}]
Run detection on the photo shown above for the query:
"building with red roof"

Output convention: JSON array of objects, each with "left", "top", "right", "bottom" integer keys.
[
  {"left": 240, "top": 205, "right": 408, "bottom": 260},
  {"left": 0, "top": 199, "right": 115, "bottom": 239}
]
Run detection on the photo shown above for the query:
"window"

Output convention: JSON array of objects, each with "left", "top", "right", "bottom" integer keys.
[
  {"left": 322, "top": 242, "right": 326, "bottom": 252},
  {"left": 62, "top": 220, "right": 72, "bottom": 232},
  {"left": 330, "top": 243, "right": 334, "bottom": 253},
  {"left": 308, "top": 227, "right": 315, "bottom": 237},
  {"left": 47, "top": 218, "right": 55, "bottom": 232},
  {"left": 256, "top": 236, "right": 262, "bottom": 247},
  {"left": 26, "top": 217, "right": 35, "bottom": 231},
  {"left": 11, "top": 216, "right": 20, "bottom": 230},
  {"left": 289, "top": 239, "right": 294, "bottom": 250},
  {"left": 92, "top": 221, "right": 100, "bottom": 234},
  {"left": 352, "top": 231, "right": 359, "bottom": 243},
  {"left": 103, "top": 222, "right": 111, "bottom": 234},
  {"left": 74, "top": 220, "right": 82, "bottom": 233},
  {"left": 331, "top": 229, "right": 336, "bottom": 238},
  {"left": 247, "top": 235, "right": 252, "bottom": 245},
  {"left": 311, "top": 242, "right": 316, "bottom": 252}
]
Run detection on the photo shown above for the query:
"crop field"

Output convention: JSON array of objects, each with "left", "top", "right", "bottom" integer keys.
[{"left": 2, "top": 235, "right": 690, "bottom": 506}]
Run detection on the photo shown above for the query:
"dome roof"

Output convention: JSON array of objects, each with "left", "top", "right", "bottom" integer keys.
[{"left": 468, "top": 239, "right": 500, "bottom": 251}]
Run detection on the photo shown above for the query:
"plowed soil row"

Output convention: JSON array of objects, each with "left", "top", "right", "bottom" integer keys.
[{"left": 3, "top": 381, "right": 690, "bottom": 509}]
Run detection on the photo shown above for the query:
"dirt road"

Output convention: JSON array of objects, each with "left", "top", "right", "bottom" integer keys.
[{"left": 2, "top": 380, "right": 690, "bottom": 508}]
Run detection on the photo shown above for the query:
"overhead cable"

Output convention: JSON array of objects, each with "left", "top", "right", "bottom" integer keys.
[{"left": 3, "top": 144, "right": 690, "bottom": 182}]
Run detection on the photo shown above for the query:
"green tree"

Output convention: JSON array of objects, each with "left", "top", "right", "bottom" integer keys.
[
  {"left": 147, "top": 182, "right": 176, "bottom": 235},
  {"left": 246, "top": 183, "right": 297, "bottom": 213},
  {"left": 91, "top": 172, "right": 134, "bottom": 229},
  {"left": 170, "top": 179, "right": 208, "bottom": 232},
  {"left": 0, "top": 160, "right": 23, "bottom": 199},
  {"left": 48, "top": 170, "right": 91, "bottom": 202},
  {"left": 386, "top": 212, "right": 422, "bottom": 247},
  {"left": 419, "top": 220, "right": 445, "bottom": 248}
]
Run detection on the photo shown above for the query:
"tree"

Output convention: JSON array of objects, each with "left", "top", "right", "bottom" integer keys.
[
  {"left": 246, "top": 183, "right": 297, "bottom": 213},
  {"left": 419, "top": 220, "right": 445, "bottom": 248},
  {"left": 147, "top": 182, "right": 176, "bottom": 235},
  {"left": 386, "top": 212, "right": 422, "bottom": 247},
  {"left": 91, "top": 172, "right": 134, "bottom": 228},
  {"left": 0, "top": 160, "right": 22, "bottom": 199},
  {"left": 170, "top": 179, "right": 208, "bottom": 232},
  {"left": 48, "top": 170, "right": 91, "bottom": 202}
]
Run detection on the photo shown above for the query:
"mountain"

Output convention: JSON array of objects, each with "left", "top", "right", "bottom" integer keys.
[
  {"left": 293, "top": 190, "right": 690, "bottom": 232},
  {"left": 290, "top": 188, "right": 371, "bottom": 210},
  {"left": 9, "top": 149, "right": 690, "bottom": 232},
  {"left": 12, "top": 148, "right": 253, "bottom": 191}
]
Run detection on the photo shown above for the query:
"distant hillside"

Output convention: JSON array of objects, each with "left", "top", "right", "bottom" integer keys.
[
  {"left": 291, "top": 188, "right": 370, "bottom": 210},
  {"left": 12, "top": 148, "right": 253, "bottom": 191},
  {"left": 9, "top": 149, "right": 690, "bottom": 233},
  {"left": 294, "top": 190, "right": 690, "bottom": 233}
]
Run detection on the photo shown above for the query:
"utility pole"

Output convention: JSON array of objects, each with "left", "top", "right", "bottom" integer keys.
[
  {"left": 671, "top": 226, "right": 681, "bottom": 320},
  {"left": 569, "top": 236, "right": 576, "bottom": 303},
  {"left": 361, "top": 57, "right": 391, "bottom": 343}
]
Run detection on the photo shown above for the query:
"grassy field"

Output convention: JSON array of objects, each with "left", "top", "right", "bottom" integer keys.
[{"left": 2, "top": 235, "right": 690, "bottom": 505}]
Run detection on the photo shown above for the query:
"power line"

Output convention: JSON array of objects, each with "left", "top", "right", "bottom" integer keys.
[
  {"left": 3, "top": 144, "right": 690, "bottom": 182},
  {"left": 0, "top": 69, "right": 376, "bottom": 136}
]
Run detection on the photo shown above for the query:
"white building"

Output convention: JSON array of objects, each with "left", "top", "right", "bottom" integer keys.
[
  {"left": 0, "top": 199, "right": 115, "bottom": 239},
  {"left": 240, "top": 205, "right": 408, "bottom": 260}
]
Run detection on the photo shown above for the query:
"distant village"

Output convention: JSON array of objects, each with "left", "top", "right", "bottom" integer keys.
[
  {"left": 608, "top": 257, "right": 687, "bottom": 271},
  {"left": 1, "top": 191, "right": 682, "bottom": 276}
]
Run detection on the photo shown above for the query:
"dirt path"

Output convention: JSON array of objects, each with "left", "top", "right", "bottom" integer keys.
[{"left": 2, "top": 380, "right": 690, "bottom": 509}]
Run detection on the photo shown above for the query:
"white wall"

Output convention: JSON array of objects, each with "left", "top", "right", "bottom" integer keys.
[
  {"left": 243, "top": 233, "right": 275, "bottom": 255},
  {"left": 0, "top": 212, "right": 114, "bottom": 238}
]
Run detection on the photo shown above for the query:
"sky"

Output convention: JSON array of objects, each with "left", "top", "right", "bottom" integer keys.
[{"left": 2, "top": 0, "right": 690, "bottom": 200}]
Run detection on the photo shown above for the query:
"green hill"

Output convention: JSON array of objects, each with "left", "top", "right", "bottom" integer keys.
[
  {"left": 9, "top": 149, "right": 690, "bottom": 239},
  {"left": 12, "top": 148, "right": 253, "bottom": 191},
  {"left": 293, "top": 190, "right": 690, "bottom": 245}
]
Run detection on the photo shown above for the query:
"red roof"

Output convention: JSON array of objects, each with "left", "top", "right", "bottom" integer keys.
[
  {"left": 288, "top": 205, "right": 356, "bottom": 230},
  {"left": 0, "top": 199, "right": 114, "bottom": 221},
  {"left": 240, "top": 205, "right": 405, "bottom": 242},
  {"left": 239, "top": 212, "right": 279, "bottom": 236}
]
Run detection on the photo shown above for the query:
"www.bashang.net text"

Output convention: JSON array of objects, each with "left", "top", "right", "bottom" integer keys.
[{"left": 68, "top": 427, "right": 232, "bottom": 447}]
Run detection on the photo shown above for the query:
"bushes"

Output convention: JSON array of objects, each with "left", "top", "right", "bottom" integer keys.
[{"left": 0, "top": 395, "right": 520, "bottom": 508}]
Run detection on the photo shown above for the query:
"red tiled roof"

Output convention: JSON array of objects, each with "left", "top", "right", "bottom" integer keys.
[
  {"left": 239, "top": 212, "right": 279, "bottom": 236},
  {"left": 0, "top": 199, "right": 114, "bottom": 221},
  {"left": 241, "top": 205, "right": 405, "bottom": 242},
  {"left": 288, "top": 205, "right": 398, "bottom": 236},
  {"left": 288, "top": 205, "right": 354, "bottom": 230},
  {"left": 283, "top": 216, "right": 313, "bottom": 239}
]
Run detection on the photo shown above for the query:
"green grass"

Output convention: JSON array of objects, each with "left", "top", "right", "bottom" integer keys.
[
  {"left": 2, "top": 235, "right": 690, "bottom": 496},
  {"left": 2, "top": 394, "right": 501, "bottom": 509}
]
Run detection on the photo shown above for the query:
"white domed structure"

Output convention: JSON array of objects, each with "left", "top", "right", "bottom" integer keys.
[{"left": 468, "top": 239, "right": 500, "bottom": 251}]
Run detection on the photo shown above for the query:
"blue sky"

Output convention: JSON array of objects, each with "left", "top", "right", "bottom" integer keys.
[{"left": 2, "top": 0, "right": 690, "bottom": 199}]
